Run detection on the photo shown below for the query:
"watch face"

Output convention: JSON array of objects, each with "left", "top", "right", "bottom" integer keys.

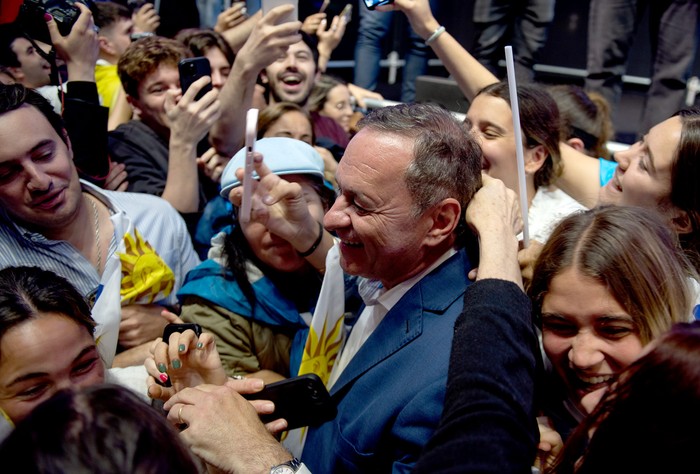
[
  {"left": 270, "top": 459, "right": 301, "bottom": 474},
  {"left": 270, "top": 466, "right": 296, "bottom": 474}
]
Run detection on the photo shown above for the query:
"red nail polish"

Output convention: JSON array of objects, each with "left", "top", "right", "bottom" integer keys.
[
  {"left": 44, "top": 13, "right": 52, "bottom": 21},
  {"left": 159, "top": 373, "right": 169, "bottom": 383}
]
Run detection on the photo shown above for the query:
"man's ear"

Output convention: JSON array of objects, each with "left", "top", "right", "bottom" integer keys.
[
  {"left": 423, "top": 198, "right": 461, "bottom": 247},
  {"left": 524, "top": 144, "right": 548, "bottom": 175},
  {"left": 566, "top": 137, "right": 586, "bottom": 153},
  {"left": 7, "top": 66, "right": 24, "bottom": 83},
  {"left": 97, "top": 35, "right": 114, "bottom": 56},
  {"left": 126, "top": 94, "right": 142, "bottom": 116},
  {"left": 669, "top": 207, "right": 693, "bottom": 235}
]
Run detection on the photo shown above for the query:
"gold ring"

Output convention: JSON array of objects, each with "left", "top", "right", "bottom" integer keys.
[{"left": 178, "top": 405, "right": 185, "bottom": 425}]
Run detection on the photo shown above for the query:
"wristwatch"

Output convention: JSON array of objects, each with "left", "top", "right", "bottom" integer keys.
[{"left": 270, "top": 458, "right": 302, "bottom": 474}]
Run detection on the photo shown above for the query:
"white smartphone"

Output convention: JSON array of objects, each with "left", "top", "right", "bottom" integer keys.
[
  {"left": 239, "top": 108, "right": 259, "bottom": 223},
  {"left": 261, "top": 0, "right": 298, "bottom": 23}
]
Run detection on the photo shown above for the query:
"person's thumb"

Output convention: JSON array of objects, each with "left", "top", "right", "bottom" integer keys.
[{"left": 161, "top": 309, "right": 184, "bottom": 324}]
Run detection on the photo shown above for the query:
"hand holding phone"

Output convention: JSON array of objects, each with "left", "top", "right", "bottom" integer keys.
[
  {"left": 178, "top": 57, "right": 212, "bottom": 101},
  {"left": 243, "top": 374, "right": 336, "bottom": 430},
  {"left": 157, "top": 323, "right": 203, "bottom": 387},
  {"left": 239, "top": 108, "right": 259, "bottom": 223}
]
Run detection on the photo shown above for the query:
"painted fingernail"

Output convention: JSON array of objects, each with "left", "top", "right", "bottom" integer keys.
[
  {"left": 172, "top": 359, "right": 181, "bottom": 369},
  {"left": 157, "top": 363, "right": 167, "bottom": 373},
  {"left": 44, "top": 13, "right": 53, "bottom": 21},
  {"left": 196, "top": 342, "right": 204, "bottom": 349},
  {"left": 178, "top": 344, "right": 186, "bottom": 352},
  {"left": 159, "top": 373, "right": 169, "bottom": 383}
]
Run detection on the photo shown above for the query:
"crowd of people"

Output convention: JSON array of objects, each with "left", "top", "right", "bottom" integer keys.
[{"left": 0, "top": 0, "right": 699, "bottom": 472}]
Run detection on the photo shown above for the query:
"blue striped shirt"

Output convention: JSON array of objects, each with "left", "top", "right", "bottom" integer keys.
[{"left": 0, "top": 181, "right": 200, "bottom": 305}]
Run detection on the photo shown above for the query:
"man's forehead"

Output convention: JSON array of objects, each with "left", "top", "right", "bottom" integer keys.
[
  {"left": 140, "top": 64, "right": 179, "bottom": 87},
  {"left": 10, "top": 37, "right": 31, "bottom": 54},
  {"left": 0, "top": 105, "right": 61, "bottom": 159},
  {"left": 289, "top": 40, "right": 312, "bottom": 55}
]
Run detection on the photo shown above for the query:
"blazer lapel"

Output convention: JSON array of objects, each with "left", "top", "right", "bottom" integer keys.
[{"left": 330, "top": 250, "right": 471, "bottom": 395}]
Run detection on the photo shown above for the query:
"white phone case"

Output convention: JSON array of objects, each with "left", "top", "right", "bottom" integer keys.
[{"left": 240, "top": 108, "right": 259, "bottom": 223}]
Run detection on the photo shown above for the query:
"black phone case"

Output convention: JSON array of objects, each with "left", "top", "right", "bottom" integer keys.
[
  {"left": 244, "top": 373, "right": 336, "bottom": 430},
  {"left": 162, "top": 323, "right": 202, "bottom": 342},
  {"left": 178, "top": 57, "right": 212, "bottom": 101}
]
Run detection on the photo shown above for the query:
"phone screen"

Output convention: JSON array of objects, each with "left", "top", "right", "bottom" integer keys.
[{"left": 363, "top": 0, "right": 393, "bottom": 10}]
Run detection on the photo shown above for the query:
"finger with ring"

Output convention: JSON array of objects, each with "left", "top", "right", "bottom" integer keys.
[{"left": 178, "top": 405, "right": 185, "bottom": 425}]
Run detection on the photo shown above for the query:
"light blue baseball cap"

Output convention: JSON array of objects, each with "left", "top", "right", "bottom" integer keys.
[{"left": 219, "top": 137, "right": 326, "bottom": 198}]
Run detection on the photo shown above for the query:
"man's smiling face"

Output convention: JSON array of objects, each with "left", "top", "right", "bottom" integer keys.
[{"left": 263, "top": 40, "right": 317, "bottom": 106}]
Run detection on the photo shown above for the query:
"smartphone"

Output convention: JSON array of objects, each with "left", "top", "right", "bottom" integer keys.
[
  {"left": 244, "top": 374, "right": 336, "bottom": 430},
  {"left": 239, "top": 108, "right": 258, "bottom": 223},
  {"left": 178, "top": 57, "right": 212, "bottom": 101},
  {"left": 158, "top": 323, "right": 202, "bottom": 387},
  {"left": 363, "top": 0, "right": 393, "bottom": 10},
  {"left": 162, "top": 322, "right": 202, "bottom": 342},
  {"left": 340, "top": 3, "right": 352, "bottom": 23},
  {"left": 261, "top": 0, "right": 298, "bottom": 23}
]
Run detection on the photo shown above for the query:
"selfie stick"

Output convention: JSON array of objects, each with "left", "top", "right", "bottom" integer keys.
[
  {"left": 240, "top": 108, "right": 259, "bottom": 223},
  {"left": 504, "top": 45, "right": 530, "bottom": 248}
]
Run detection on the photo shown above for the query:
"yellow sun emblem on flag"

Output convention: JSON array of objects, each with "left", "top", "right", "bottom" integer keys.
[
  {"left": 119, "top": 228, "right": 175, "bottom": 305},
  {"left": 298, "top": 315, "right": 345, "bottom": 384}
]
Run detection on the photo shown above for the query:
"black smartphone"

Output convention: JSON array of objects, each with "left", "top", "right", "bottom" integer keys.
[
  {"left": 162, "top": 322, "right": 202, "bottom": 342},
  {"left": 363, "top": 0, "right": 393, "bottom": 10},
  {"left": 178, "top": 57, "right": 212, "bottom": 101},
  {"left": 158, "top": 323, "right": 202, "bottom": 388},
  {"left": 244, "top": 374, "right": 336, "bottom": 430}
]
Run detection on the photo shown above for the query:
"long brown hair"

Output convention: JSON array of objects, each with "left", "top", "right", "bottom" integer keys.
[
  {"left": 529, "top": 206, "right": 694, "bottom": 345},
  {"left": 670, "top": 107, "right": 700, "bottom": 272}
]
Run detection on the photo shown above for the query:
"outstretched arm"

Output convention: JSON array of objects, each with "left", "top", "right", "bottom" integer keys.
[
  {"left": 556, "top": 142, "right": 602, "bottom": 209},
  {"left": 382, "top": 0, "right": 498, "bottom": 101},
  {"left": 209, "top": 6, "right": 302, "bottom": 156}
]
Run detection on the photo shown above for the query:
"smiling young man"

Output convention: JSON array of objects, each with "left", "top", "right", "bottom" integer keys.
[
  {"left": 109, "top": 35, "right": 222, "bottom": 225},
  {"left": 0, "top": 83, "right": 199, "bottom": 368},
  {"left": 210, "top": 5, "right": 348, "bottom": 157}
]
